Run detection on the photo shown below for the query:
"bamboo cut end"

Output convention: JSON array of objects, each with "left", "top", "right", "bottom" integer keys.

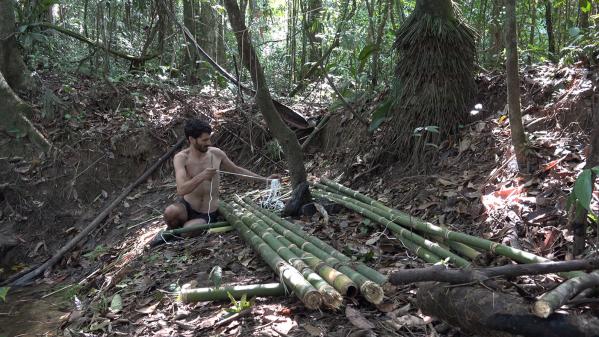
[
  {"left": 361, "top": 281, "right": 384, "bottom": 304},
  {"left": 302, "top": 290, "right": 323, "bottom": 310},
  {"left": 333, "top": 275, "right": 358, "bottom": 297},
  {"left": 533, "top": 301, "right": 552, "bottom": 318},
  {"left": 321, "top": 286, "right": 344, "bottom": 310}
]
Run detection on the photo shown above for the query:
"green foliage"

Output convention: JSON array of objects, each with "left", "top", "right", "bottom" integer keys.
[
  {"left": 225, "top": 292, "right": 252, "bottom": 313},
  {"left": 83, "top": 245, "right": 108, "bottom": 261},
  {"left": 0, "top": 287, "right": 9, "bottom": 302},
  {"left": 567, "top": 167, "right": 598, "bottom": 218},
  {"left": 368, "top": 99, "right": 392, "bottom": 132},
  {"left": 209, "top": 266, "right": 223, "bottom": 288}
]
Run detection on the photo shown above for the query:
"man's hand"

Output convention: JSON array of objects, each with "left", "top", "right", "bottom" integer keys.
[
  {"left": 267, "top": 173, "right": 281, "bottom": 181},
  {"left": 199, "top": 168, "right": 217, "bottom": 181}
]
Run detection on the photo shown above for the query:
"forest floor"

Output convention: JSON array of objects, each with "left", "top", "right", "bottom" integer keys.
[{"left": 1, "top": 62, "right": 598, "bottom": 337}]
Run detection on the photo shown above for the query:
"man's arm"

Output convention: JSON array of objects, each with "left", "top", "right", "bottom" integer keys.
[
  {"left": 174, "top": 153, "right": 216, "bottom": 196},
  {"left": 218, "top": 150, "right": 265, "bottom": 179}
]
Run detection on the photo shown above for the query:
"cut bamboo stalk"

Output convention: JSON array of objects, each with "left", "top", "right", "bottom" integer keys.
[
  {"left": 171, "top": 221, "right": 229, "bottom": 234},
  {"left": 317, "top": 180, "right": 584, "bottom": 279},
  {"left": 534, "top": 271, "right": 599, "bottom": 318},
  {"left": 219, "top": 202, "right": 322, "bottom": 309},
  {"left": 238, "top": 199, "right": 383, "bottom": 304},
  {"left": 234, "top": 198, "right": 357, "bottom": 297},
  {"left": 312, "top": 189, "right": 471, "bottom": 268},
  {"left": 241, "top": 197, "right": 387, "bottom": 285},
  {"left": 447, "top": 240, "right": 481, "bottom": 261},
  {"left": 231, "top": 203, "right": 343, "bottom": 309},
  {"left": 180, "top": 283, "right": 285, "bottom": 303},
  {"left": 207, "top": 226, "right": 234, "bottom": 234}
]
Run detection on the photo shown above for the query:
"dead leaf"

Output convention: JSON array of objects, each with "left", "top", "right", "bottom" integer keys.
[
  {"left": 346, "top": 306, "right": 375, "bottom": 330},
  {"left": 303, "top": 323, "right": 322, "bottom": 336},
  {"left": 365, "top": 234, "right": 380, "bottom": 246},
  {"left": 459, "top": 138, "right": 471, "bottom": 153},
  {"left": 437, "top": 178, "right": 455, "bottom": 186},
  {"left": 136, "top": 301, "right": 159, "bottom": 314}
]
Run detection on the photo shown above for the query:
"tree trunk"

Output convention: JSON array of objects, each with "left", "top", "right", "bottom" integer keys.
[
  {"left": 0, "top": 72, "right": 51, "bottom": 152},
  {"left": 223, "top": 0, "right": 307, "bottom": 189},
  {"left": 578, "top": 0, "right": 590, "bottom": 29},
  {"left": 305, "top": 0, "right": 323, "bottom": 64},
  {"left": 182, "top": 0, "right": 198, "bottom": 76},
  {"left": 0, "top": 0, "right": 30, "bottom": 91},
  {"left": 527, "top": 0, "right": 537, "bottom": 65},
  {"left": 0, "top": 0, "right": 51, "bottom": 152},
  {"left": 489, "top": 0, "right": 504, "bottom": 66},
  {"left": 545, "top": 0, "right": 557, "bottom": 62},
  {"left": 384, "top": 0, "right": 476, "bottom": 166},
  {"left": 505, "top": 0, "right": 529, "bottom": 172}
]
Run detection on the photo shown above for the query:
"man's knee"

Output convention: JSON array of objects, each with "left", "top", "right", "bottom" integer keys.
[{"left": 164, "top": 204, "right": 186, "bottom": 228}]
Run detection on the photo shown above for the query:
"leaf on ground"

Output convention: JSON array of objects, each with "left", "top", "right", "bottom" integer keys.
[
  {"left": 346, "top": 306, "right": 375, "bottom": 330},
  {"left": 303, "top": 323, "right": 322, "bottom": 336},
  {"left": 110, "top": 293, "right": 123, "bottom": 313},
  {"left": 314, "top": 203, "right": 329, "bottom": 223},
  {"left": 136, "top": 301, "right": 160, "bottom": 314}
]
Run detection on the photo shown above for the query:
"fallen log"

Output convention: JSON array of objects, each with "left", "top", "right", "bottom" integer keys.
[
  {"left": 534, "top": 270, "right": 599, "bottom": 318},
  {"left": 417, "top": 282, "right": 599, "bottom": 337},
  {"left": 390, "top": 258, "right": 599, "bottom": 285},
  {"left": 180, "top": 283, "right": 285, "bottom": 303},
  {"left": 12, "top": 137, "right": 186, "bottom": 286}
]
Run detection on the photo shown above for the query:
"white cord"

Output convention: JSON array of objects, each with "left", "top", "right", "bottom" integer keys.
[
  {"left": 261, "top": 179, "right": 284, "bottom": 211},
  {"left": 216, "top": 169, "right": 275, "bottom": 181}
]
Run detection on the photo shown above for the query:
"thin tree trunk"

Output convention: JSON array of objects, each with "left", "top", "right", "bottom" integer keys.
[
  {"left": 0, "top": 0, "right": 31, "bottom": 91},
  {"left": 545, "top": 0, "right": 557, "bottom": 62},
  {"left": 527, "top": 0, "right": 537, "bottom": 65},
  {"left": 223, "top": 0, "right": 307, "bottom": 189},
  {"left": 505, "top": 0, "right": 529, "bottom": 172},
  {"left": 489, "top": 0, "right": 504, "bottom": 66},
  {"left": 578, "top": 0, "right": 590, "bottom": 28}
]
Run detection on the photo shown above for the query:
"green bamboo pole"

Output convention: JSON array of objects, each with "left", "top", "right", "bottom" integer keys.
[
  {"left": 234, "top": 198, "right": 358, "bottom": 297},
  {"left": 207, "top": 226, "right": 235, "bottom": 234},
  {"left": 219, "top": 202, "right": 322, "bottom": 309},
  {"left": 231, "top": 203, "right": 343, "bottom": 309},
  {"left": 169, "top": 221, "right": 229, "bottom": 235},
  {"left": 447, "top": 240, "right": 481, "bottom": 261},
  {"left": 180, "top": 283, "right": 285, "bottom": 303},
  {"left": 398, "top": 236, "right": 442, "bottom": 264},
  {"left": 312, "top": 190, "right": 471, "bottom": 268},
  {"left": 241, "top": 197, "right": 387, "bottom": 285},
  {"left": 533, "top": 271, "right": 599, "bottom": 318},
  {"left": 238, "top": 199, "right": 384, "bottom": 304},
  {"left": 317, "top": 180, "right": 583, "bottom": 278}
]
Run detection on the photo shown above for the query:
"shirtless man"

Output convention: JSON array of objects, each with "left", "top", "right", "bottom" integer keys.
[{"left": 163, "top": 118, "right": 278, "bottom": 235}]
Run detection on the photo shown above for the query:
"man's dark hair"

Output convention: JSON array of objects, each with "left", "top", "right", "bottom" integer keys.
[{"left": 184, "top": 118, "right": 212, "bottom": 139}]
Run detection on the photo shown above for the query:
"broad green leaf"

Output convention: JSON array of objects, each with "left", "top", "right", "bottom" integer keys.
[
  {"left": 568, "top": 27, "right": 581, "bottom": 38},
  {"left": 573, "top": 169, "right": 593, "bottom": 211},
  {"left": 369, "top": 99, "right": 392, "bottom": 132},
  {"left": 110, "top": 293, "right": 123, "bottom": 313},
  {"left": 591, "top": 166, "right": 599, "bottom": 175},
  {"left": 358, "top": 44, "right": 377, "bottom": 61},
  {"left": 581, "top": 0, "right": 592, "bottom": 13},
  {"left": 0, "top": 287, "right": 9, "bottom": 302}
]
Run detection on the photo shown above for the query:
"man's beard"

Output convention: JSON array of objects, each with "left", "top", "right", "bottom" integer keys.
[{"left": 195, "top": 144, "right": 208, "bottom": 153}]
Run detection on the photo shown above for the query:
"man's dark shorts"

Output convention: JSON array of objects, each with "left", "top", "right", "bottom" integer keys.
[{"left": 179, "top": 197, "right": 219, "bottom": 224}]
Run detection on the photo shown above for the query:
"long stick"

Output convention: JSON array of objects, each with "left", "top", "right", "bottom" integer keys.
[
  {"left": 389, "top": 259, "right": 599, "bottom": 285},
  {"left": 180, "top": 283, "right": 285, "bottom": 303},
  {"left": 12, "top": 137, "right": 186, "bottom": 286}
]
